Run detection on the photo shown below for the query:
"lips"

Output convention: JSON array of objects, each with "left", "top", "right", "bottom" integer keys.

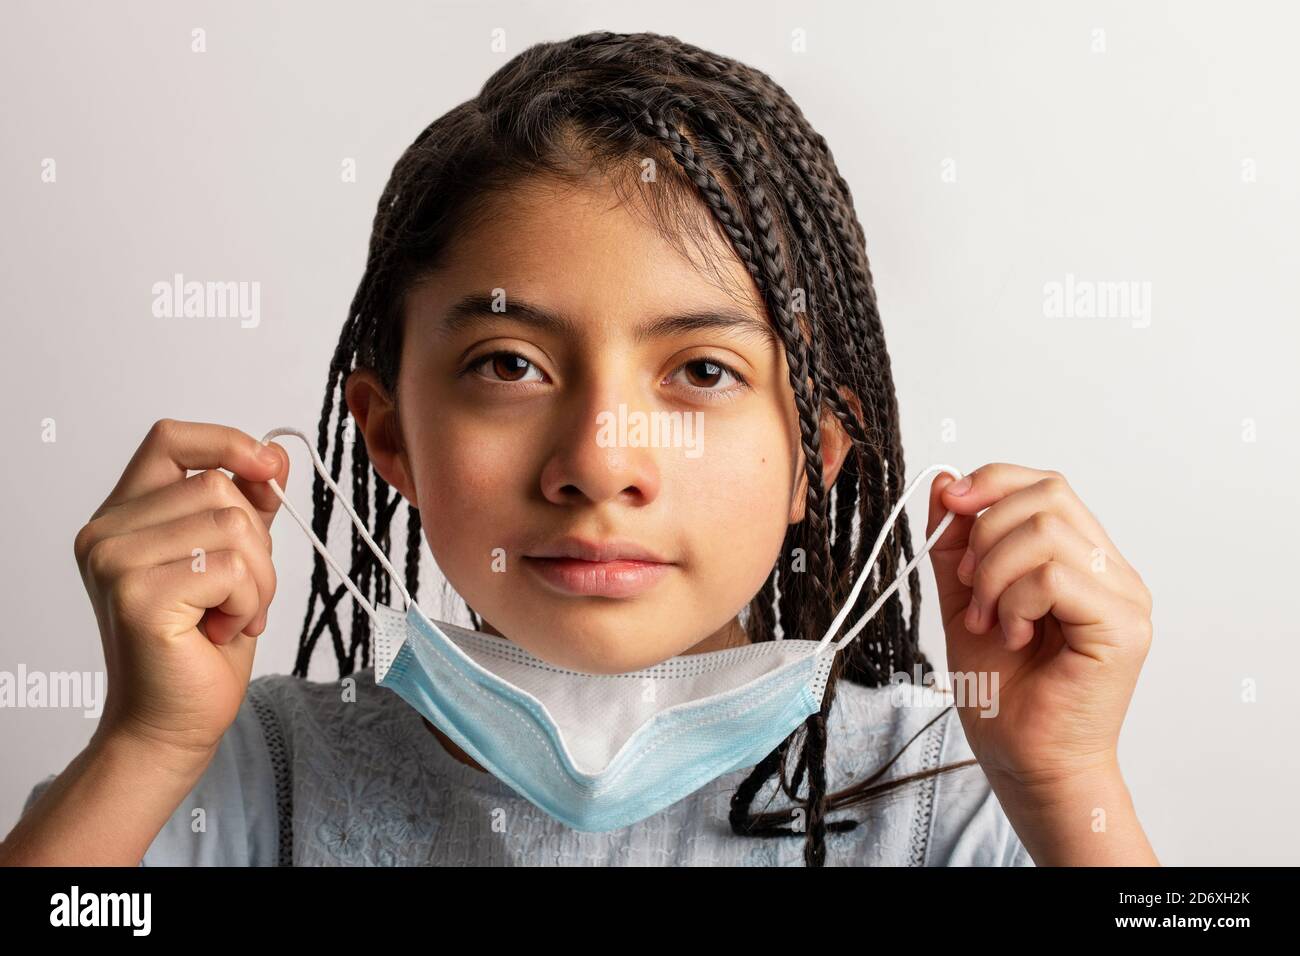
[
  {"left": 522, "top": 556, "right": 671, "bottom": 598},
  {"left": 525, "top": 536, "right": 669, "bottom": 563},
  {"left": 522, "top": 537, "right": 673, "bottom": 597}
]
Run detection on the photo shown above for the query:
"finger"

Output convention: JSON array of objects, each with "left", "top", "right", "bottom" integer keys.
[
  {"left": 994, "top": 559, "right": 1148, "bottom": 657},
  {"left": 926, "top": 472, "right": 977, "bottom": 628},
  {"left": 231, "top": 439, "right": 290, "bottom": 531},
  {"left": 87, "top": 507, "right": 277, "bottom": 639},
  {"left": 103, "top": 419, "right": 283, "bottom": 512},
  {"left": 940, "top": 462, "right": 1062, "bottom": 516},
  {"left": 958, "top": 472, "right": 1134, "bottom": 578},
  {"left": 245, "top": 605, "right": 269, "bottom": 638},
  {"left": 965, "top": 511, "right": 1124, "bottom": 634},
  {"left": 194, "top": 550, "right": 264, "bottom": 646},
  {"left": 81, "top": 469, "right": 274, "bottom": 556},
  {"left": 118, "top": 549, "right": 262, "bottom": 646}
]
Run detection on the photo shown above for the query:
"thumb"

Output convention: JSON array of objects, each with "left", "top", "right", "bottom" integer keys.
[
  {"left": 926, "top": 472, "right": 976, "bottom": 627},
  {"left": 233, "top": 440, "right": 291, "bottom": 532}
]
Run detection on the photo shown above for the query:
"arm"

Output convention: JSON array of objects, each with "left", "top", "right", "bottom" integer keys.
[
  {"left": 3, "top": 420, "right": 291, "bottom": 867},
  {"left": 1, "top": 729, "right": 214, "bottom": 866}
]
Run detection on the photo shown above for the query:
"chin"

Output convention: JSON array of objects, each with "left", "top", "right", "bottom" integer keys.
[{"left": 500, "top": 613, "right": 686, "bottom": 675}]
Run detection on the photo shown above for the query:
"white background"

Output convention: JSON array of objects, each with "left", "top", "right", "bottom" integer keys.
[{"left": 2, "top": 0, "right": 1296, "bottom": 864}]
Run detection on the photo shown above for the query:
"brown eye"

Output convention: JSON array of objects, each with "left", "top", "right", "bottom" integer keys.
[
  {"left": 491, "top": 353, "right": 531, "bottom": 381},
  {"left": 682, "top": 359, "right": 725, "bottom": 388},
  {"left": 466, "top": 350, "right": 545, "bottom": 384},
  {"left": 666, "top": 355, "right": 749, "bottom": 402}
]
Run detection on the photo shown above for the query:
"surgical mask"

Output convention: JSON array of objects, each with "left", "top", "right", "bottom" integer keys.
[{"left": 259, "top": 425, "right": 962, "bottom": 833}]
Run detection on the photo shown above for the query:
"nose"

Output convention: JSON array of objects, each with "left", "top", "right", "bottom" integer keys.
[{"left": 538, "top": 382, "right": 663, "bottom": 507}]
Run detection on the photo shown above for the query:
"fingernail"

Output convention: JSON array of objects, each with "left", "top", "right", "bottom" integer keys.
[
  {"left": 947, "top": 476, "right": 972, "bottom": 496},
  {"left": 957, "top": 548, "right": 975, "bottom": 582},
  {"left": 258, "top": 445, "right": 280, "bottom": 467},
  {"left": 965, "top": 597, "right": 980, "bottom": 630}
]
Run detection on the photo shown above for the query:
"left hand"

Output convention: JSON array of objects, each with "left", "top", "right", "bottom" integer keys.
[{"left": 924, "top": 463, "right": 1153, "bottom": 790}]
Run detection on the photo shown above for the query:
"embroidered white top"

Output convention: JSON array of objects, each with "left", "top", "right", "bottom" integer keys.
[{"left": 21, "top": 667, "right": 1033, "bottom": 867}]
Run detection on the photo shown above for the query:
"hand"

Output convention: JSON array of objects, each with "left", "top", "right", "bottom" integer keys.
[
  {"left": 74, "top": 419, "right": 289, "bottom": 760},
  {"left": 925, "top": 463, "right": 1153, "bottom": 790}
]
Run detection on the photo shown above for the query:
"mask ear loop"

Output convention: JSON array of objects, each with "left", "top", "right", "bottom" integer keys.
[
  {"left": 258, "top": 426, "right": 412, "bottom": 621},
  {"left": 814, "top": 463, "right": 964, "bottom": 656}
]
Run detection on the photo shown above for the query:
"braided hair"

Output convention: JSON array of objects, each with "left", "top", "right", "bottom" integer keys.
[{"left": 295, "top": 31, "right": 976, "bottom": 867}]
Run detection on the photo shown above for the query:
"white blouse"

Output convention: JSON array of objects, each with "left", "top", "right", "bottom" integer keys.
[{"left": 23, "top": 667, "right": 1033, "bottom": 867}]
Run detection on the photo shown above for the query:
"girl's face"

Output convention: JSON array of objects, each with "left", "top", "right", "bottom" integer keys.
[{"left": 349, "top": 173, "right": 849, "bottom": 673}]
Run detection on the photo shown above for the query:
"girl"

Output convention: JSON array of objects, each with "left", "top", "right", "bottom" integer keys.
[{"left": 3, "top": 31, "right": 1155, "bottom": 867}]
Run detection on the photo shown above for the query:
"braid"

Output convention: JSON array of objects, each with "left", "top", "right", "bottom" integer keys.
[
  {"left": 403, "top": 503, "right": 422, "bottom": 601},
  {"left": 296, "top": 30, "right": 975, "bottom": 865},
  {"left": 347, "top": 429, "right": 372, "bottom": 675},
  {"left": 802, "top": 711, "right": 830, "bottom": 866}
]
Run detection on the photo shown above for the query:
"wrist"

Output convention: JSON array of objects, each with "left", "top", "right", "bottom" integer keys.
[
  {"left": 987, "top": 751, "right": 1122, "bottom": 798},
  {"left": 88, "top": 723, "right": 218, "bottom": 786},
  {"left": 985, "top": 757, "right": 1159, "bottom": 866}
]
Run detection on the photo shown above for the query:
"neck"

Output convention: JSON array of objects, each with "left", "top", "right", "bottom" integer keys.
[
  {"left": 685, "top": 614, "right": 751, "bottom": 653},
  {"left": 423, "top": 718, "right": 489, "bottom": 773}
]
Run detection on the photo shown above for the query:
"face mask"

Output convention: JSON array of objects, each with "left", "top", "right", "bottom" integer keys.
[{"left": 259, "top": 425, "right": 962, "bottom": 832}]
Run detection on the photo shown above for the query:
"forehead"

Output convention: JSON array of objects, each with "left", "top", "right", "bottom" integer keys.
[{"left": 420, "top": 173, "right": 768, "bottom": 329}]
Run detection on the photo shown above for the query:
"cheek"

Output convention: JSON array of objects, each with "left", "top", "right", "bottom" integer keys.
[
  {"left": 411, "top": 427, "right": 522, "bottom": 588},
  {"left": 670, "top": 422, "right": 793, "bottom": 595}
]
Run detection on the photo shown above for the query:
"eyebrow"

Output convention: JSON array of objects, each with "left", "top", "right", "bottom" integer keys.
[{"left": 440, "top": 293, "right": 779, "bottom": 348}]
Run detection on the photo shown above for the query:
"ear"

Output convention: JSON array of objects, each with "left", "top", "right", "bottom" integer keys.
[
  {"left": 789, "top": 391, "right": 860, "bottom": 525},
  {"left": 345, "top": 368, "right": 418, "bottom": 507}
]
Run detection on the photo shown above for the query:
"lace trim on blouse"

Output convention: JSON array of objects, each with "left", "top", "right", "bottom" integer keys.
[
  {"left": 908, "top": 710, "right": 949, "bottom": 865},
  {"left": 247, "top": 681, "right": 293, "bottom": 866}
]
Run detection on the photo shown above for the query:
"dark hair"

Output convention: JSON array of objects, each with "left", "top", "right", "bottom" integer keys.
[{"left": 295, "top": 30, "right": 976, "bottom": 866}]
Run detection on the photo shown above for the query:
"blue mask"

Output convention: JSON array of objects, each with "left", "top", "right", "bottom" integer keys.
[{"left": 261, "top": 426, "right": 961, "bottom": 833}]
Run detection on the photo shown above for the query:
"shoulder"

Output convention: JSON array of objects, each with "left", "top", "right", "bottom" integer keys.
[
  {"left": 133, "top": 667, "right": 398, "bottom": 867},
  {"left": 926, "top": 700, "right": 1034, "bottom": 866},
  {"left": 822, "top": 678, "right": 954, "bottom": 786},
  {"left": 823, "top": 678, "right": 1034, "bottom": 867},
  {"left": 134, "top": 680, "right": 285, "bottom": 866},
  {"left": 245, "top": 665, "right": 404, "bottom": 757},
  {"left": 17, "top": 689, "right": 282, "bottom": 867},
  {"left": 244, "top": 666, "right": 484, "bottom": 866}
]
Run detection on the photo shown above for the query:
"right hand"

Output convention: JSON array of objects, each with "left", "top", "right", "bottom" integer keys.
[{"left": 74, "top": 419, "right": 290, "bottom": 763}]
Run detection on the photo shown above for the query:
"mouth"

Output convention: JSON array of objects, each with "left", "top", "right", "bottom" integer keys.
[
  {"left": 521, "top": 556, "right": 672, "bottom": 598},
  {"left": 522, "top": 537, "right": 674, "bottom": 598}
]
